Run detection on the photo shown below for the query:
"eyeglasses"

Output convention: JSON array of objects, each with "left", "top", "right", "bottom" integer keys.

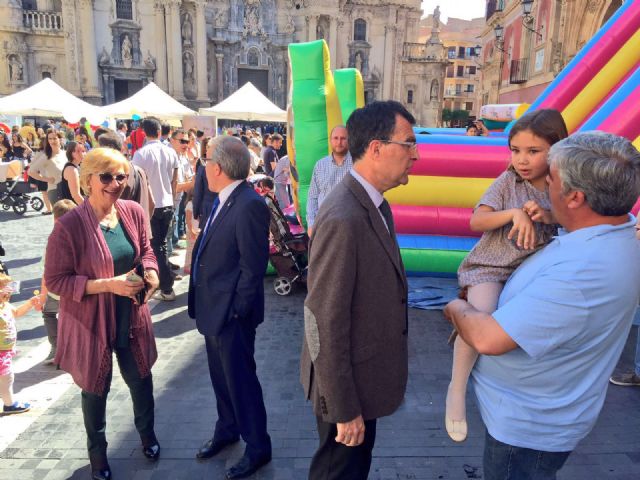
[
  {"left": 178, "top": 139, "right": 189, "bottom": 145},
  {"left": 378, "top": 139, "right": 418, "bottom": 150},
  {"left": 98, "top": 172, "right": 129, "bottom": 185}
]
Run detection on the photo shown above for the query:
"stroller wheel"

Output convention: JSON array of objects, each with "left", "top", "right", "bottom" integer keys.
[
  {"left": 12, "top": 200, "right": 27, "bottom": 215},
  {"left": 2, "top": 203, "right": 9, "bottom": 211},
  {"left": 30, "top": 196, "right": 44, "bottom": 211},
  {"left": 274, "top": 276, "right": 292, "bottom": 296}
]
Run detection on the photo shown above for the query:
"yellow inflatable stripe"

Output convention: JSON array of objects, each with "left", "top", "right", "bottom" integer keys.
[
  {"left": 633, "top": 135, "right": 640, "bottom": 151},
  {"left": 385, "top": 176, "right": 494, "bottom": 208},
  {"left": 563, "top": 29, "right": 640, "bottom": 133},
  {"left": 322, "top": 42, "right": 343, "bottom": 152}
]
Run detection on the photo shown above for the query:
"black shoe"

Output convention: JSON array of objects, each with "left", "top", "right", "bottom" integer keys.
[
  {"left": 91, "top": 467, "right": 112, "bottom": 480},
  {"left": 225, "top": 453, "right": 271, "bottom": 479},
  {"left": 142, "top": 443, "right": 160, "bottom": 461},
  {"left": 169, "top": 262, "right": 180, "bottom": 270},
  {"left": 196, "top": 437, "right": 239, "bottom": 460}
]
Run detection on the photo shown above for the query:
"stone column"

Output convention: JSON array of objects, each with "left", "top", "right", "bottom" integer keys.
[
  {"left": 61, "top": 0, "right": 81, "bottom": 95},
  {"left": 195, "top": 1, "right": 209, "bottom": 104},
  {"left": 216, "top": 53, "right": 224, "bottom": 102},
  {"left": 329, "top": 16, "right": 338, "bottom": 70},
  {"left": 167, "top": 0, "right": 185, "bottom": 99},
  {"left": 78, "top": 0, "right": 101, "bottom": 103},
  {"left": 383, "top": 25, "right": 396, "bottom": 99},
  {"left": 307, "top": 15, "right": 318, "bottom": 42},
  {"left": 154, "top": 1, "right": 168, "bottom": 90}
]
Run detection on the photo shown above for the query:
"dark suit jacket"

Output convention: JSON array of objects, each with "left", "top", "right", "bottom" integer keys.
[
  {"left": 188, "top": 181, "right": 270, "bottom": 336},
  {"left": 192, "top": 162, "right": 217, "bottom": 221},
  {"left": 300, "top": 174, "right": 409, "bottom": 423}
]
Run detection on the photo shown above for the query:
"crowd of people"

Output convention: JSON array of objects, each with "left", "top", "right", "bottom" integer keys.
[{"left": 1, "top": 101, "right": 640, "bottom": 480}]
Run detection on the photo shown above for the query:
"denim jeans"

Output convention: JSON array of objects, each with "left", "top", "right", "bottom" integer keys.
[
  {"left": 150, "top": 207, "right": 175, "bottom": 293},
  {"left": 483, "top": 431, "right": 571, "bottom": 480}
]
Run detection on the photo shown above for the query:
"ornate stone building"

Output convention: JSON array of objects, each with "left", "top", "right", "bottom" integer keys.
[
  {"left": 0, "top": 0, "right": 449, "bottom": 126},
  {"left": 478, "top": 0, "right": 622, "bottom": 106}
]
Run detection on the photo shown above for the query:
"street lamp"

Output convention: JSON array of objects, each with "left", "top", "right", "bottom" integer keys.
[
  {"left": 521, "top": 0, "right": 543, "bottom": 41},
  {"left": 493, "top": 24, "right": 505, "bottom": 52}
]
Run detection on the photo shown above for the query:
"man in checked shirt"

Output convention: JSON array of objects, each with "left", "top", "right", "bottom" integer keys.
[{"left": 306, "top": 126, "right": 353, "bottom": 236}]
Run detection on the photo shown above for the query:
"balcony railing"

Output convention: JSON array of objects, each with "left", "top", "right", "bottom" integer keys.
[
  {"left": 403, "top": 43, "right": 427, "bottom": 60},
  {"left": 510, "top": 58, "right": 530, "bottom": 84},
  {"left": 486, "top": 0, "right": 504, "bottom": 20},
  {"left": 23, "top": 10, "right": 63, "bottom": 31}
]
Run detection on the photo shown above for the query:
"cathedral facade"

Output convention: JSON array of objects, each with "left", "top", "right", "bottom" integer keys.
[{"left": 0, "top": 0, "right": 448, "bottom": 126}]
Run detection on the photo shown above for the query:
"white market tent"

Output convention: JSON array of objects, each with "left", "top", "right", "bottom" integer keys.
[
  {"left": 0, "top": 78, "right": 106, "bottom": 124},
  {"left": 100, "top": 82, "right": 196, "bottom": 125},
  {"left": 199, "top": 82, "right": 286, "bottom": 122}
]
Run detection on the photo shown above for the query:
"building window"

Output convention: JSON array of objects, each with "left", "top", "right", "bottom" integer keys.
[
  {"left": 466, "top": 84, "right": 474, "bottom": 93},
  {"left": 448, "top": 47, "right": 456, "bottom": 59},
  {"left": 247, "top": 49, "right": 259, "bottom": 66},
  {"left": 465, "top": 102, "right": 474, "bottom": 111},
  {"left": 354, "top": 19, "right": 366, "bottom": 41},
  {"left": 22, "top": 0, "right": 37, "bottom": 9},
  {"left": 458, "top": 46, "right": 465, "bottom": 58},
  {"left": 455, "top": 84, "right": 462, "bottom": 94},
  {"left": 454, "top": 101, "right": 461, "bottom": 110},
  {"left": 42, "top": 72, "right": 51, "bottom": 79},
  {"left": 407, "top": 90, "right": 413, "bottom": 104},
  {"left": 116, "top": 0, "right": 133, "bottom": 20},
  {"left": 456, "top": 65, "right": 464, "bottom": 77},
  {"left": 446, "top": 65, "right": 454, "bottom": 78},
  {"left": 468, "top": 66, "right": 477, "bottom": 75}
]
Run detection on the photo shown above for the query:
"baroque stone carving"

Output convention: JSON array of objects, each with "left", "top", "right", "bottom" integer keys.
[
  {"left": 243, "top": 0, "right": 264, "bottom": 37},
  {"left": 121, "top": 34, "right": 133, "bottom": 67},
  {"left": 182, "top": 13, "right": 193, "bottom": 46},
  {"left": 8, "top": 54, "right": 23, "bottom": 82}
]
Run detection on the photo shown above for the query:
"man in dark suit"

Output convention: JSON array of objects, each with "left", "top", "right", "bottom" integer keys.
[
  {"left": 188, "top": 136, "right": 272, "bottom": 479},
  {"left": 300, "top": 101, "right": 417, "bottom": 479}
]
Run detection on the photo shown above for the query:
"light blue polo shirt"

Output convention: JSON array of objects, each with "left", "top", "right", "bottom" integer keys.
[{"left": 472, "top": 216, "right": 640, "bottom": 452}]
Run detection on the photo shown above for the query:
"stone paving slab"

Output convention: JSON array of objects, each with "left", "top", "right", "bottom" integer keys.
[{"left": 1, "top": 209, "right": 640, "bottom": 479}]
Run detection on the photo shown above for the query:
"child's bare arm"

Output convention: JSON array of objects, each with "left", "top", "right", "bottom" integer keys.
[{"left": 13, "top": 297, "right": 38, "bottom": 318}]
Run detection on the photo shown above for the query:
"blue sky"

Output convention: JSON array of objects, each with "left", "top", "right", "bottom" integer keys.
[{"left": 421, "top": 1, "right": 486, "bottom": 21}]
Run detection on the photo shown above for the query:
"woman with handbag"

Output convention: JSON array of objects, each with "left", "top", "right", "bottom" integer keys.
[{"left": 44, "top": 148, "right": 161, "bottom": 480}]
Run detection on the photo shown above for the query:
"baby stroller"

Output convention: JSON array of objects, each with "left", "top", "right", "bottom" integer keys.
[
  {"left": 0, "top": 160, "right": 44, "bottom": 215},
  {"left": 265, "top": 194, "right": 308, "bottom": 296}
]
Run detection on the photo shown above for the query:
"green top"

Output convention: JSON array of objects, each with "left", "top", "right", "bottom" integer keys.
[{"left": 100, "top": 221, "right": 135, "bottom": 348}]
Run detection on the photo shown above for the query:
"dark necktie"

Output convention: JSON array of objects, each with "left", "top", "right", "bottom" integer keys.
[
  {"left": 192, "top": 196, "right": 220, "bottom": 282},
  {"left": 379, "top": 199, "right": 396, "bottom": 238}
]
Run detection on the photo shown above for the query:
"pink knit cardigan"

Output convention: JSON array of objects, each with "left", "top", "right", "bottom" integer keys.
[{"left": 44, "top": 199, "right": 158, "bottom": 395}]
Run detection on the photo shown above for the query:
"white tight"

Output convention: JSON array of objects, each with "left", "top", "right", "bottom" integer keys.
[
  {"left": 446, "top": 282, "right": 503, "bottom": 421},
  {"left": 0, "top": 372, "right": 15, "bottom": 406}
]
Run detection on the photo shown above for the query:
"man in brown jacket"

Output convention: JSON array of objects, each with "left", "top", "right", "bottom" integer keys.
[{"left": 301, "top": 100, "right": 417, "bottom": 479}]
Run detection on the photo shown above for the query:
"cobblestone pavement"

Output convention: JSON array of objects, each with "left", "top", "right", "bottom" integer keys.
[{"left": 1, "top": 208, "right": 639, "bottom": 479}]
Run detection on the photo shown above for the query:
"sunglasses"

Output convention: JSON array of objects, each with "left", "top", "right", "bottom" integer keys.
[
  {"left": 98, "top": 172, "right": 129, "bottom": 185},
  {"left": 178, "top": 139, "right": 189, "bottom": 145}
]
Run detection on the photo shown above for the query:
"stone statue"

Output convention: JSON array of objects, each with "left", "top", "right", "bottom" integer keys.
[
  {"left": 8, "top": 55, "right": 23, "bottom": 82},
  {"left": 98, "top": 47, "right": 110, "bottom": 66},
  {"left": 243, "top": 0, "right": 263, "bottom": 37},
  {"left": 354, "top": 51, "right": 363, "bottom": 72},
  {"left": 283, "top": 14, "right": 295, "bottom": 34},
  {"left": 182, "top": 13, "right": 193, "bottom": 46},
  {"left": 316, "top": 23, "right": 325, "bottom": 39},
  {"left": 144, "top": 50, "right": 156, "bottom": 70},
  {"left": 277, "top": 74, "right": 283, "bottom": 89},
  {"left": 183, "top": 52, "right": 194, "bottom": 83},
  {"left": 121, "top": 34, "right": 133, "bottom": 67},
  {"left": 430, "top": 79, "right": 439, "bottom": 100},
  {"left": 433, "top": 6, "right": 441, "bottom": 30}
]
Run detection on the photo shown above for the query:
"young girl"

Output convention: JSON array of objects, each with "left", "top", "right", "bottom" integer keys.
[
  {"left": 445, "top": 109, "right": 569, "bottom": 442},
  {"left": 1, "top": 273, "right": 41, "bottom": 414},
  {"left": 184, "top": 191, "right": 199, "bottom": 275}
]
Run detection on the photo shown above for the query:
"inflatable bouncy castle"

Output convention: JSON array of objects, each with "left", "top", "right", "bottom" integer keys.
[{"left": 287, "top": 1, "right": 640, "bottom": 276}]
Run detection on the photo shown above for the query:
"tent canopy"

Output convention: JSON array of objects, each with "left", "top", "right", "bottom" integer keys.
[
  {"left": 100, "top": 82, "right": 196, "bottom": 125},
  {"left": 0, "top": 78, "right": 106, "bottom": 124},
  {"left": 200, "top": 82, "right": 286, "bottom": 122}
]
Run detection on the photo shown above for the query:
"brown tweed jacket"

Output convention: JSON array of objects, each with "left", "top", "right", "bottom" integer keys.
[{"left": 300, "top": 173, "right": 409, "bottom": 423}]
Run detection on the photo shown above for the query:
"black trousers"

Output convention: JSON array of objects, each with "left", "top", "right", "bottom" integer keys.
[
  {"left": 81, "top": 346, "right": 155, "bottom": 457},
  {"left": 309, "top": 417, "right": 377, "bottom": 480},
  {"left": 204, "top": 319, "right": 271, "bottom": 461},
  {"left": 150, "top": 206, "right": 175, "bottom": 293}
]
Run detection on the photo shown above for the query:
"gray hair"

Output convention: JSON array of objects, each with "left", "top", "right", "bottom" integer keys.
[
  {"left": 210, "top": 136, "right": 250, "bottom": 180},
  {"left": 249, "top": 137, "right": 261, "bottom": 149},
  {"left": 549, "top": 132, "right": 640, "bottom": 216}
]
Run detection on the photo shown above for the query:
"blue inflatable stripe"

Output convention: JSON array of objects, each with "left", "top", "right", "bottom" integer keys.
[
  {"left": 397, "top": 234, "right": 477, "bottom": 251},
  {"left": 414, "top": 127, "right": 467, "bottom": 135},
  {"left": 415, "top": 134, "right": 507, "bottom": 147}
]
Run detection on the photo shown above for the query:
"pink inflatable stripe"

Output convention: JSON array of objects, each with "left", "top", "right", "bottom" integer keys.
[
  {"left": 539, "top": 1, "right": 640, "bottom": 111},
  {"left": 597, "top": 87, "right": 640, "bottom": 141},
  {"left": 632, "top": 198, "right": 640, "bottom": 216},
  {"left": 392, "top": 205, "right": 480, "bottom": 237},
  {"left": 414, "top": 144, "right": 510, "bottom": 178}
]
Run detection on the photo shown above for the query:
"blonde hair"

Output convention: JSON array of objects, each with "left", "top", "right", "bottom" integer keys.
[
  {"left": 52, "top": 199, "right": 77, "bottom": 219},
  {"left": 79, "top": 147, "right": 130, "bottom": 195},
  {"left": 0, "top": 272, "right": 12, "bottom": 303}
]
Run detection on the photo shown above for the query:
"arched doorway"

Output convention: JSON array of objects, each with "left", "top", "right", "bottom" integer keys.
[{"left": 601, "top": 0, "right": 622, "bottom": 26}]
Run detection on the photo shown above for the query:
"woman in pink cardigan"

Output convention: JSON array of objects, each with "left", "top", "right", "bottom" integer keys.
[{"left": 45, "top": 148, "right": 160, "bottom": 480}]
